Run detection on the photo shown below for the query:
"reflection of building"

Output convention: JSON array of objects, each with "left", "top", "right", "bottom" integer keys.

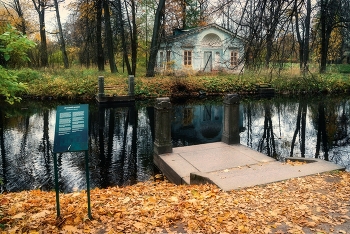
[
  {"left": 172, "top": 104, "right": 245, "bottom": 146},
  {"left": 172, "top": 105, "right": 223, "bottom": 146}
]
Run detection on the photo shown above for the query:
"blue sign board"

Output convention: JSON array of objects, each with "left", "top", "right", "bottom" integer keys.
[{"left": 53, "top": 104, "right": 89, "bottom": 153}]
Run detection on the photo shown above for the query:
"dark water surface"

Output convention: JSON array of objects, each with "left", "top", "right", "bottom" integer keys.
[{"left": 1, "top": 95, "right": 349, "bottom": 193}]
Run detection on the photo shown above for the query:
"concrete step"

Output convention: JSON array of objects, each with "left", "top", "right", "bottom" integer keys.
[{"left": 154, "top": 142, "right": 345, "bottom": 191}]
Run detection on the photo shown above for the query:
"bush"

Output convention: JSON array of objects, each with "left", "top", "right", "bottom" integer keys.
[{"left": 0, "top": 66, "right": 27, "bottom": 104}]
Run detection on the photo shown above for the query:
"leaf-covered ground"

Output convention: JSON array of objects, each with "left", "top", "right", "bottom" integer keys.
[{"left": 1, "top": 172, "right": 350, "bottom": 233}]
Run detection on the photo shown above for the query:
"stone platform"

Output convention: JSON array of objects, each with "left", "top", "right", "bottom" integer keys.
[{"left": 154, "top": 142, "right": 345, "bottom": 191}]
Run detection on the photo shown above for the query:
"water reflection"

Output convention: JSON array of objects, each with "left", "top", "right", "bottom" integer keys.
[
  {"left": 1, "top": 96, "right": 350, "bottom": 193},
  {"left": 240, "top": 96, "right": 350, "bottom": 169},
  {"left": 0, "top": 101, "right": 155, "bottom": 193},
  {"left": 172, "top": 104, "right": 223, "bottom": 146}
]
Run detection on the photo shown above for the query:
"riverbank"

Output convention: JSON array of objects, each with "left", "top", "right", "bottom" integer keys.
[
  {"left": 9, "top": 66, "right": 350, "bottom": 101},
  {"left": 1, "top": 171, "right": 349, "bottom": 233}
]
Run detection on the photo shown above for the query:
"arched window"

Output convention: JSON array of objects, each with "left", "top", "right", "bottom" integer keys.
[{"left": 201, "top": 33, "right": 222, "bottom": 47}]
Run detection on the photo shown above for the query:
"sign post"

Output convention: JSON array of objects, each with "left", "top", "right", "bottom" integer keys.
[{"left": 53, "top": 104, "right": 91, "bottom": 219}]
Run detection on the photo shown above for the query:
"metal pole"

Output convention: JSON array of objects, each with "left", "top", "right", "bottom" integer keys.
[
  {"left": 85, "top": 150, "right": 92, "bottom": 219},
  {"left": 53, "top": 153, "right": 60, "bottom": 218}
]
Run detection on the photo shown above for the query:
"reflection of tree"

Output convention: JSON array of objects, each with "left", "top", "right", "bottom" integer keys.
[
  {"left": 315, "top": 101, "right": 329, "bottom": 161},
  {"left": 146, "top": 107, "right": 155, "bottom": 142},
  {"left": 290, "top": 101, "right": 307, "bottom": 157},
  {"left": 99, "top": 108, "right": 114, "bottom": 188},
  {"left": 0, "top": 109, "right": 7, "bottom": 192},
  {"left": 41, "top": 110, "right": 52, "bottom": 190},
  {"left": 245, "top": 103, "right": 253, "bottom": 147},
  {"left": 96, "top": 105, "right": 140, "bottom": 187},
  {"left": 119, "top": 108, "right": 130, "bottom": 184},
  {"left": 257, "top": 103, "right": 277, "bottom": 159},
  {"left": 333, "top": 101, "right": 349, "bottom": 146},
  {"left": 127, "top": 105, "right": 138, "bottom": 185}
]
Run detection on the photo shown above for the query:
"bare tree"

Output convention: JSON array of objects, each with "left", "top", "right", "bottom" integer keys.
[
  {"left": 146, "top": 0, "right": 165, "bottom": 77},
  {"left": 53, "top": 0, "right": 69, "bottom": 68},
  {"left": 32, "top": 0, "right": 51, "bottom": 67},
  {"left": 103, "top": 0, "right": 117, "bottom": 73},
  {"left": 317, "top": 0, "right": 350, "bottom": 73},
  {"left": 111, "top": 0, "right": 138, "bottom": 75},
  {"left": 293, "top": 0, "right": 312, "bottom": 73},
  {"left": 96, "top": 0, "right": 104, "bottom": 71},
  {"left": 1, "top": 0, "right": 27, "bottom": 34}
]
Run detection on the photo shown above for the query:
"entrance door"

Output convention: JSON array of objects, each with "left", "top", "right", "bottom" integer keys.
[{"left": 203, "top": 51, "right": 212, "bottom": 72}]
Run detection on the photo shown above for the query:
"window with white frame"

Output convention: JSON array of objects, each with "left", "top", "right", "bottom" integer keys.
[
  {"left": 159, "top": 51, "right": 164, "bottom": 67},
  {"left": 231, "top": 51, "right": 239, "bottom": 66},
  {"left": 184, "top": 50, "right": 192, "bottom": 66},
  {"left": 166, "top": 50, "right": 171, "bottom": 62}
]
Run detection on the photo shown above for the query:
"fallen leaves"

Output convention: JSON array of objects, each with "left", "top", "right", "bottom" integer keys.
[
  {"left": 0, "top": 172, "right": 350, "bottom": 233},
  {"left": 286, "top": 159, "right": 307, "bottom": 166}
]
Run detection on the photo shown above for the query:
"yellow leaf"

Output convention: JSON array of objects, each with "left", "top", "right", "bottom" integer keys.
[
  {"left": 62, "top": 225, "right": 79, "bottom": 232},
  {"left": 31, "top": 210, "right": 50, "bottom": 220},
  {"left": 170, "top": 196, "right": 178, "bottom": 202},
  {"left": 133, "top": 222, "right": 145, "bottom": 229},
  {"left": 191, "top": 190, "right": 200, "bottom": 197},
  {"left": 122, "top": 197, "right": 131, "bottom": 204},
  {"left": 148, "top": 196, "right": 156, "bottom": 203},
  {"left": 238, "top": 225, "right": 248, "bottom": 233},
  {"left": 12, "top": 212, "right": 26, "bottom": 219}
]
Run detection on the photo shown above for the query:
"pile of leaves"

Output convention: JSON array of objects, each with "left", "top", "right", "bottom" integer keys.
[{"left": 1, "top": 172, "right": 350, "bottom": 233}]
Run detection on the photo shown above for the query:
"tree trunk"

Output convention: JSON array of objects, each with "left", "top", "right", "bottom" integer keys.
[
  {"left": 103, "top": 0, "right": 117, "bottom": 73},
  {"left": 39, "top": 9, "right": 48, "bottom": 67},
  {"left": 13, "top": 0, "right": 27, "bottom": 34},
  {"left": 182, "top": 0, "right": 186, "bottom": 28},
  {"left": 96, "top": 0, "right": 104, "bottom": 71},
  {"left": 294, "top": 0, "right": 311, "bottom": 73},
  {"left": 32, "top": 0, "right": 49, "bottom": 67},
  {"left": 264, "top": 0, "right": 282, "bottom": 68},
  {"left": 265, "top": 33, "right": 273, "bottom": 68},
  {"left": 319, "top": 0, "right": 328, "bottom": 73},
  {"left": 302, "top": 0, "right": 311, "bottom": 73},
  {"left": 114, "top": 0, "right": 132, "bottom": 74},
  {"left": 146, "top": 0, "right": 166, "bottom": 77},
  {"left": 53, "top": 0, "right": 69, "bottom": 69},
  {"left": 130, "top": 0, "right": 137, "bottom": 75}
]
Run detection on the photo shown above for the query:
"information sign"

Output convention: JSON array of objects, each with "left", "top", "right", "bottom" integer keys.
[
  {"left": 53, "top": 104, "right": 89, "bottom": 153},
  {"left": 52, "top": 104, "right": 91, "bottom": 219}
]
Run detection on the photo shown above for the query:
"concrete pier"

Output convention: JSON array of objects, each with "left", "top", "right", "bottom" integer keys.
[
  {"left": 153, "top": 94, "right": 345, "bottom": 191},
  {"left": 154, "top": 142, "right": 344, "bottom": 191}
]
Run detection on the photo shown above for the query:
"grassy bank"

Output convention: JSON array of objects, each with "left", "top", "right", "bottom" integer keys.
[{"left": 11, "top": 64, "right": 350, "bottom": 100}]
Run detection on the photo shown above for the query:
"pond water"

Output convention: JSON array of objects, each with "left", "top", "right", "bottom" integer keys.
[{"left": 1, "top": 95, "right": 349, "bottom": 193}]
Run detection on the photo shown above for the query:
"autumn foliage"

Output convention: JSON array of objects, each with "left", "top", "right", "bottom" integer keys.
[{"left": 0, "top": 172, "right": 350, "bottom": 233}]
